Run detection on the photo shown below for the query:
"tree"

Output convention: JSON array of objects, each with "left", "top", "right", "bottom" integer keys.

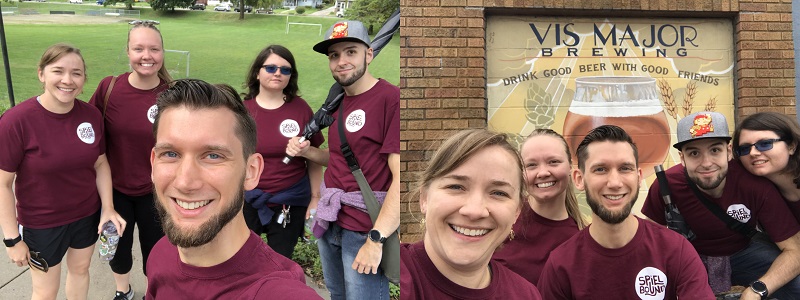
[
  {"left": 344, "top": 0, "right": 399, "bottom": 34},
  {"left": 102, "top": 0, "right": 134, "bottom": 10},
  {"left": 149, "top": 0, "right": 194, "bottom": 11}
]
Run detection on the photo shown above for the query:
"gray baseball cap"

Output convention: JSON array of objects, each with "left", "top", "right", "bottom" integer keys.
[
  {"left": 313, "top": 20, "right": 371, "bottom": 55},
  {"left": 673, "top": 111, "right": 732, "bottom": 150}
]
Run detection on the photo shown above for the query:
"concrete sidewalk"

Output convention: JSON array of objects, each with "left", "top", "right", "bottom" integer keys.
[{"left": 0, "top": 227, "right": 330, "bottom": 299}]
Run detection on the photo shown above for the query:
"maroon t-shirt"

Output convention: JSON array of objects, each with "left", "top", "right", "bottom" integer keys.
[
  {"left": 786, "top": 200, "right": 800, "bottom": 223},
  {"left": 89, "top": 73, "right": 167, "bottom": 196},
  {"left": 642, "top": 160, "right": 800, "bottom": 256},
  {"left": 145, "top": 231, "right": 321, "bottom": 299},
  {"left": 492, "top": 204, "right": 579, "bottom": 285},
  {"left": 401, "top": 242, "right": 542, "bottom": 300},
  {"left": 327, "top": 79, "right": 399, "bottom": 232},
  {"left": 243, "top": 96, "right": 323, "bottom": 193},
  {"left": 538, "top": 217, "right": 715, "bottom": 300},
  {"left": 0, "top": 97, "right": 104, "bottom": 228}
]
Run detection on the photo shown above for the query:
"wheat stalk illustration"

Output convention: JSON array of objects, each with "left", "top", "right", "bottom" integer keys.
[
  {"left": 704, "top": 96, "right": 717, "bottom": 112},
  {"left": 682, "top": 81, "right": 697, "bottom": 116},
  {"left": 658, "top": 78, "right": 677, "bottom": 121}
]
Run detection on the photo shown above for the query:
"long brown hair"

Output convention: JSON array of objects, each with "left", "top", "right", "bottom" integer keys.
[{"left": 522, "top": 129, "right": 587, "bottom": 229}]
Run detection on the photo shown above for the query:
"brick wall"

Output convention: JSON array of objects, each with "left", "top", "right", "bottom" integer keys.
[{"left": 400, "top": 0, "right": 796, "bottom": 243}]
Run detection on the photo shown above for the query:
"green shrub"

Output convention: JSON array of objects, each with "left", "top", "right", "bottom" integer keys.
[
  {"left": 295, "top": 6, "right": 305, "bottom": 14},
  {"left": 390, "top": 282, "right": 399, "bottom": 299}
]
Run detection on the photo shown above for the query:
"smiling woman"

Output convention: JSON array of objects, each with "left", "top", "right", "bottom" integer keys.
[{"left": 400, "top": 128, "right": 542, "bottom": 299}]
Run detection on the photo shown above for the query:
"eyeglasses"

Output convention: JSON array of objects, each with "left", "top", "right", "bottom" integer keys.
[
  {"left": 262, "top": 65, "right": 292, "bottom": 75},
  {"left": 736, "top": 138, "right": 784, "bottom": 156},
  {"left": 28, "top": 251, "right": 49, "bottom": 273},
  {"left": 129, "top": 20, "right": 160, "bottom": 26}
]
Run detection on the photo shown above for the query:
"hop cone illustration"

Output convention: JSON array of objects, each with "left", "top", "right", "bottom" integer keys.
[{"left": 524, "top": 83, "right": 556, "bottom": 128}]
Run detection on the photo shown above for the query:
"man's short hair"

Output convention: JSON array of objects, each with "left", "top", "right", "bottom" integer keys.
[
  {"left": 575, "top": 125, "right": 639, "bottom": 171},
  {"left": 152, "top": 79, "right": 257, "bottom": 158}
]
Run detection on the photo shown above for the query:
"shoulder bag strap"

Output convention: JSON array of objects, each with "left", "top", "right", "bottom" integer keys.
[
  {"left": 683, "top": 169, "right": 762, "bottom": 239},
  {"left": 103, "top": 76, "right": 118, "bottom": 118}
]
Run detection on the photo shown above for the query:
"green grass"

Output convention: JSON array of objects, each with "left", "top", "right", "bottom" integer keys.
[{"left": 0, "top": 2, "right": 399, "bottom": 115}]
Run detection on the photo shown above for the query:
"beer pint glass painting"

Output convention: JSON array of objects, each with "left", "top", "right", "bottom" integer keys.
[{"left": 563, "top": 76, "right": 669, "bottom": 178}]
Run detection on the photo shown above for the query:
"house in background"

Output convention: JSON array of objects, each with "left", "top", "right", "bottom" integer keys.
[
  {"left": 282, "top": 0, "right": 320, "bottom": 7},
  {"left": 334, "top": 0, "right": 354, "bottom": 10}
]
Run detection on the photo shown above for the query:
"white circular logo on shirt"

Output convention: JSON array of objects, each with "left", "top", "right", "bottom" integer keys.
[
  {"left": 345, "top": 109, "right": 366, "bottom": 133},
  {"left": 147, "top": 105, "right": 158, "bottom": 124},
  {"left": 280, "top": 119, "right": 301, "bottom": 138},
  {"left": 635, "top": 267, "right": 667, "bottom": 300},
  {"left": 727, "top": 204, "right": 752, "bottom": 223},
  {"left": 76, "top": 122, "right": 96, "bottom": 144}
]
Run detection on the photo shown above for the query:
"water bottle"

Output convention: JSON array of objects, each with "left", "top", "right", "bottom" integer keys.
[
  {"left": 99, "top": 221, "right": 119, "bottom": 261},
  {"left": 305, "top": 209, "right": 317, "bottom": 232}
]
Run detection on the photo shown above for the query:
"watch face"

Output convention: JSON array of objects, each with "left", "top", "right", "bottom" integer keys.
[
  {"left": 752, "top": 281, "right": 767, "bottom": 294},
  {"left": 369, "top": 230, "right": 380, "bottom": 242}
]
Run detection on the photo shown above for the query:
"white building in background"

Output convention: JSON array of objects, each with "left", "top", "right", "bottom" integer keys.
[
  {"left": 282, "top": 0, "right": 320, "bottom": 7},
  {"left": 335, "top": 0, "right": 355, "bottom": 10}
]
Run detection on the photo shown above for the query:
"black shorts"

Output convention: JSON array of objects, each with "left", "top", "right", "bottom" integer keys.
[{"left": 21, "top": 210, "right": 101, "bottom": 266}]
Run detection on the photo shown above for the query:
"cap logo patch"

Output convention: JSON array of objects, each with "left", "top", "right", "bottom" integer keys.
[
  {"left": 331, "top": 22, "right": 348, "bottom": 39},
  {"left": 689, "top": 113, "right": 714, "bottom": 138}
]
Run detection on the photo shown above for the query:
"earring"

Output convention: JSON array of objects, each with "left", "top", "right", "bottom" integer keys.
[
  {"left": 509, "top": 228, "right": 515, "bottom": 241},
  {"left": 420, "top": 218, "right": 425, "bottom": 226}
]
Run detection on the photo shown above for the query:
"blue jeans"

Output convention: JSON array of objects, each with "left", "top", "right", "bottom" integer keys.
[
  {"left": 317, "top": 223, "right": 388, "bottom": 300},
  {"left": 730, "top": 238, "right": 800, "bottom": 299}
]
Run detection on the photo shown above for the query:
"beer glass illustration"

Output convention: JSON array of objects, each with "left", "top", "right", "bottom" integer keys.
[{"left": 563, "top": 76, "right": 670, "bottom": 178}]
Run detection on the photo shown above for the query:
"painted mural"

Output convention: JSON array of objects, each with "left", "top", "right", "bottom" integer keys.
[{"left": 486, "top": 16, "right": 734, "bottom": 217}]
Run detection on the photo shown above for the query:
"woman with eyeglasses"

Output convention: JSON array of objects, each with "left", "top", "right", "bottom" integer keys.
[
  {"left": 0, "top": 43, "right": 126, "bottom": 300},
  {"left": 87, "top": 20, "right": 170, "bottom": 300},
  {"left": 241, "top": 44, "right": 324, "bottom": 259},
  {"left": 401, "top": 129, "right": 542, "bottom": 299},
  {"left": 492, "top": 129, "right": 585, "bottom": 285},
  {"left": 733, "top": 112, "right": 800, "bottom": 220}
]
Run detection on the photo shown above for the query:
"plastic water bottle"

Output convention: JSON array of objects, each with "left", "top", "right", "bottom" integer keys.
[
  {"left": 305, "top": 209, "right": 317, "bottom": 232},
  {"left": 99, "top": 221, "right": 119, "bottom": 261}
]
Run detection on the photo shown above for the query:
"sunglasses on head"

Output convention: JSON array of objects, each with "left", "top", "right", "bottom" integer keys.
[
  {"left": 129, "top": 20, "right": 160, "bottom": 26},
  {"left": 736, "top": 138, "right": 784, "bottom": 156},
  {"left": 28, "top": 251, "right": 49, "bottom": 273},
  {"left": 262, "top": 65, "right": 292, "bottom": 75}
]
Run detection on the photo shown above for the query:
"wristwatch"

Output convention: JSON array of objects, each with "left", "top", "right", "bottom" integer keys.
[
  {"left": 3, "top": 235, "right": 21, "bottom": 247},
  {"left": 368, "top": 229, "right": 386, "bottom": 244},
  {"left": 750, "top": 280, "right": 768, "bottom": 299}
]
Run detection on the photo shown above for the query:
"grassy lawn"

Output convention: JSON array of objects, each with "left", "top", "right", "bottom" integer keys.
[{"left": 0, "top": 1, "right": 399, "bottom": 115}]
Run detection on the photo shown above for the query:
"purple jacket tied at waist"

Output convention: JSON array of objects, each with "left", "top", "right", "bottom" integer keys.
[
  {"left": 245, "top": 174, "right": 311, "bottom": 226},
  {"left": 312, "top": 181, "right": 387, "bottom": 238}
]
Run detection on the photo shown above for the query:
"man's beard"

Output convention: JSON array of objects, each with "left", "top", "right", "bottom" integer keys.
[
  {"left": 586, "top": 189, "right": 638, "bottom": 225},
  {"left": 154, "top": 181, "right": 245, "bottom": 248},
  {"left": 689, "top": 171, "right": 726, "bottom": 191},
  {"left": 333, "top": 56, "right": 367, "bottom": 87}
]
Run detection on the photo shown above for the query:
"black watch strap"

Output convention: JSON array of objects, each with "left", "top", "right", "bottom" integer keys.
[{"left": 3, "top": 235, "right": 21, "bottom": 247}]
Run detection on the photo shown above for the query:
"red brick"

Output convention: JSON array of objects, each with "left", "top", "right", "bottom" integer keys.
[
  {"left": 754, "top": 13, "right": 781, "bottom": 22},
  {"left": 740, "top": 41, "right": 768, "bottom": 49},
  {"left": 442, "top": 119, "right": 470, "bottom": 129},
  {"left": 423, "top": 7, "right": 457, "bottom": 17},
  {"left": 459, "top": 109, "right": 485, "bottom": 118},
  {"left": 457, "top": 7, "right": 484, "bottom": 17},
  {"left": 441, "top": 78, "right": 468, "bottom": 87},
  {"left": 401, "top": 68, "right": 423, "bottom": 78},
  {"left": 770, "top": 78, "right": 794, "bottom": 87},
  {"left": 755, "top": 69, "right": 781, "bottom": 77},
  {"left": 458, "top": 48, "right": 485, "bottom": 57},
  {"left": 406, "top": 78, "right": 440, "bottom": 88},
  {"left": 424, "top": 88, "right": 459, "bottom": 98},
  {"left": 784, "top": 88, "right": 795, "bottom": 96},
  {"left": 738, "top": 97, "right": 771, "bottom": 107},
  {"left": 442, "top": 58, "right": 468, "bottom": 67},
  {"left": 769, "top": 41, "right": 793, "bottom": 49},
  {"left": 406, "top": 58, "right": 441, "bottom": 68},
  {"left": 442, "top": 99, "right": 467, "bottom": 108},
  {"left": 752, "top": 32, "right": 780, "bottom": 40},
  {"left": 441, "top": 18, "right": 468, "bottom": 28},
  {"left": 768, "top": 60, "right": 793, "bottom": 68},
  {"left": 400, "top": 7, "right": 422, "bottom": 17},
  {"left": 407, "top": 99, "right": 441, "bottom": 109},
  {"left": 738, "top": 13, "right": 754, "bottom": 22},
  {"left": 467, "top": 38, "right": 485, "bottom": 47},
  {"left": 426, "top": 109, "right": 460, "bottom": 119},
  {"left": 407, "top": 37, "right": 441, "bottom": 47},
  {"left": 468, "top": 78, "right": 485, "bottom": 87},
  {"left": 404, "top": 17, "right": 440, "bottom": 27},
  {"left": 401, "top": 27, "right": 423, "bottom": 37},
  {"left": 739, "top": 3, "right": 766, "bottom": 12},
  {"left": 739, "top": 21, "right": 767, "bottom": 31},
  {"left": 459, "top": 88, "right": 485, "bottom": 97},
  {"left": 441, "top": 0, "right": 467, "bottom": 5},
  {"left": 468, "top": 98, "right": 485, "bottom": 108},
  {"left": 740, "top": 78, "right": 770, "bottom": 87},
  {"left": 467, "top": 58, "right": 484, "bottom": 67},
  {"left": 402, "top": 83, "right": 424, "bottom": 97},
  {"left": 755, "top": 88, "right": 782, "bottom": 97},
  {"left": 425, "top": 48, "right": 458, "bottom": 57},
  {"left": 468, "top": 18, "right": 484, "bottom": 28},
  {"left": 441, "top": 38, "right": 468, "bottom": 47},
  {"left": 456, "top": 28, "right": 485, "bottom": 37},
  {"left": 401, "top": 109, "right": 424, "bottom": 119},
  {"left": 408, "top": 120, "right": 443, "bottom": 130},
  {"left": 770, "top": 97, "right": 795, "bottom": 106},
  {"left": 401, "top": 130, "right": 424, "bottom": 141},
  {"left": 401, "top": 48, "right": 424, "bottom": 57},
  {"left": 423, "top": 28, "right": 458, "bottom": 37},
  {"left": 784, "top": 69, "right": 795, "bottom": 77},
  {"left": 754, "top": 50, "right": 783, "bottom": 59},
  {"left": 414, "top": 0, "right": 440, "bottom": 6},
  {"left": 739, "top": 87, "right": 756, "bottom": 97}
]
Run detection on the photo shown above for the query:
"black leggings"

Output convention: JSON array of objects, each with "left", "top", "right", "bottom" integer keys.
[
  {"left": 243, "top": 202, "right": 307, "bottom": 259},
  {"left": 109, "top": 189, "right": 164, "bottom": 275}
]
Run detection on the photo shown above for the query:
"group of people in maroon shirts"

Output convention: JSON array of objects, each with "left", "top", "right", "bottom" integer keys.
[
  {"left": 402, "top": 110, "right": 800, "bottom": 299},
  {"left": 1, "top": 19, "right": 399, "bottom": 300}
]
